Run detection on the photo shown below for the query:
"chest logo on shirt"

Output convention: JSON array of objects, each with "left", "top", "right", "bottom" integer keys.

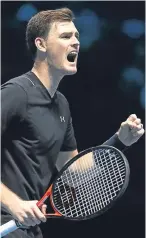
[{"left": 60, "top": 116, "right": 65, "bottom": 122}]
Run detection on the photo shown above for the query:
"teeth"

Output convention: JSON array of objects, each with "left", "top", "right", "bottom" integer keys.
[{"left": 69, "top": 51, "right": 77, "bottom": 55}]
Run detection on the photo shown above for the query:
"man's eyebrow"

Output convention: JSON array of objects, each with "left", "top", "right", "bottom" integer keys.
[{"left": 60, "top": 31, "right": 80, "bottom": 36}]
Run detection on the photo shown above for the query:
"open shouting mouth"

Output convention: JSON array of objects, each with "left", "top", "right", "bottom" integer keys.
[{"left": 67, "top": 51, "right": 78, "bottom": 63}]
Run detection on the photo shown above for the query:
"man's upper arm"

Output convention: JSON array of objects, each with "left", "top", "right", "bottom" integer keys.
[
  {"left": 58, "top": 99, "right": 78, "bottom": 170},
  {"left": 56, "top": 149, "right": 78, "bottom": 171},
  {"left": 1, "top": 83, "right": 27, "bottom": 136},
  {"left": 60, "top": 115, "right": 77, "bottom": 152}
]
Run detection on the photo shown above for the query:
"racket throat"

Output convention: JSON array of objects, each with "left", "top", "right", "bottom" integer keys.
[
  {"left": 46, "top": 194, "right": 62, "bottom": 218},
  {"left": 45, "top": 211, "right": 62, "bottom": 218},
  {"left": 37, "top": 185, "right": 53, "bottom": 207}
]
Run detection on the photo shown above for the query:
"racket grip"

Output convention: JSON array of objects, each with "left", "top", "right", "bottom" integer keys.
[{"left": 0, "top": 219, "right": 20, "bottom": 237}]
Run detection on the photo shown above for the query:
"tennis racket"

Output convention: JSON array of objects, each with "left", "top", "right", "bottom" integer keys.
[{"left": 0, "top": 145, "right": 130, "bottom": 237}]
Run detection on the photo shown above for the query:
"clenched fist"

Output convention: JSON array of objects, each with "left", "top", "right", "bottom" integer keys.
[
  {"left": 8, "top": 199, "right": 47, "bottom": 227},
  {"left": 117, "top": 114, "right": 144, "bottom": 146}
]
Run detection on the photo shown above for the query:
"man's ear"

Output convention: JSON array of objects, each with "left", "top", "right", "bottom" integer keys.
[{"left": 35, "top": 37, "right": 46, "bottom": 52}]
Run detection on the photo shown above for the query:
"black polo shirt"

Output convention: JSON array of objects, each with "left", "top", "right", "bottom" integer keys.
[
  {"left": 1, "top": 71, "right": 126, "bottom": 212},
  {"left": 1, "top": 71, "right": 77, "bottom": 207}
]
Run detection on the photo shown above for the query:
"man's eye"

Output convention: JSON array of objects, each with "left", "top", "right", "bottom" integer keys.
[{"left": 63, "top": 35, "right": 70, "bottom": 39}]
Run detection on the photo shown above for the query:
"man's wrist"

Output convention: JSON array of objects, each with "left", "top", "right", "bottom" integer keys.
[
  {"left": 114, "top": 133, "right": 129, "bottom": 151},
  {"left": 1, "top": 183, "right": 22, "bottom": 212},
  {"left": 102, "top": 133, "right": 127, "bottom": 151}
]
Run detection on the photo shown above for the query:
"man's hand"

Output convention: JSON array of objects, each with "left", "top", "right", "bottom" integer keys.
[
  {"left": 117, "top": 114, "right": 145, "bottom": 146},
  {"left": 8, "top": 199, "right": 47, "bottom": 227}
]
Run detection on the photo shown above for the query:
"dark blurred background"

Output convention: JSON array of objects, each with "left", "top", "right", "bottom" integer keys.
[{"left": 1, "top": 1, "right": 145, "bottom": 238}]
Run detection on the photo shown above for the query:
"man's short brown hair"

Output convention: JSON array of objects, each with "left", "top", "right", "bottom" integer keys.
[{"left": 26, "top": 7, "right": 75, "bottom": 59}]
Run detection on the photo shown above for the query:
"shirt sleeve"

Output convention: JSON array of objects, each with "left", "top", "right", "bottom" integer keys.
[
  {"left": 60, "top": 115, "right": 77, "bottom": 152},
  {"left": 1, "top": 83, "right": 27, "bottom": 136},
  {"left": 102, "top": 133, "right": 128, "bottom": 151}
]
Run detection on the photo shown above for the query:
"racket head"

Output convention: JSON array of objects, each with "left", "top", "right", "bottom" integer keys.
[{"left": 51, "top": 145, "right": 130, "bottom": 221}]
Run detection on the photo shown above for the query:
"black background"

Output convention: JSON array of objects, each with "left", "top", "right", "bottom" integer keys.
[{"left": 1, "top": 1, "right": 145, "bottom": 238}]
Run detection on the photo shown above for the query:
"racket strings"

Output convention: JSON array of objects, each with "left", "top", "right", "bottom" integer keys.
[
  {"left": 61, "top": 155, "right": 124, "bottom": 188},
  {"left": 54, "top": 152, "right": 125, "bottom": 215},
  {"left": 55, "top": 160, "right": 124, "bottom": 214},
  {"left": 53, "top": 148, "right": 127, "bottom": 218},
  {"left": 53, "top": 152, "right": 123, "bottom": 216},
  {"left": 95, "top": 150, "right": 124, "bottom": 192}
]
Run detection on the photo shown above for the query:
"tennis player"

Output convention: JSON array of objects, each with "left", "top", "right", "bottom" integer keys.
[{"left": 1, "top": 8, "right": 144, "bottom": 238}]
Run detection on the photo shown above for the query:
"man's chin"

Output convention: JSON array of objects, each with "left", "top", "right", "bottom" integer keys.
[{"left": 64, "top": 66, "right": 77, "bottom": 75}]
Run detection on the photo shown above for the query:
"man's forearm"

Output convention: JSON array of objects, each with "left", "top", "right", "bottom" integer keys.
[
  {"left": 0, "top": 183, "right": 47, "bottom": 226},
  {"left": 0, "top": 183, "right": 21, "bottom": 212},
  {"left": 102, "top": 133, "right": 127, "bottom": 151}
]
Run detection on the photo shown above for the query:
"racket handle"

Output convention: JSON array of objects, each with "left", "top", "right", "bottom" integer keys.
[
  {"left": 0, "top": 186, "right": 53, "bottom": 237},
  {"left": 0, "top": 219, "right": 20, "bottom": 237}
]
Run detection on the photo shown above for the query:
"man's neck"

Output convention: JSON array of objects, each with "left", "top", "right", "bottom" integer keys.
[{"left": 31, "top": 60, "right": 63, "bottom": 98}]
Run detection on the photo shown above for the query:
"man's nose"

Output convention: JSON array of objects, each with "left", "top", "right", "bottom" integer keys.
[{"left": 71, "top": 38, "right": 80, "bottom": 50}]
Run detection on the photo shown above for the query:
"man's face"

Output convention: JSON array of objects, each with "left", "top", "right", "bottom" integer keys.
[{"left": 44, "top": 21, "right": 80, "bottom": 76}]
